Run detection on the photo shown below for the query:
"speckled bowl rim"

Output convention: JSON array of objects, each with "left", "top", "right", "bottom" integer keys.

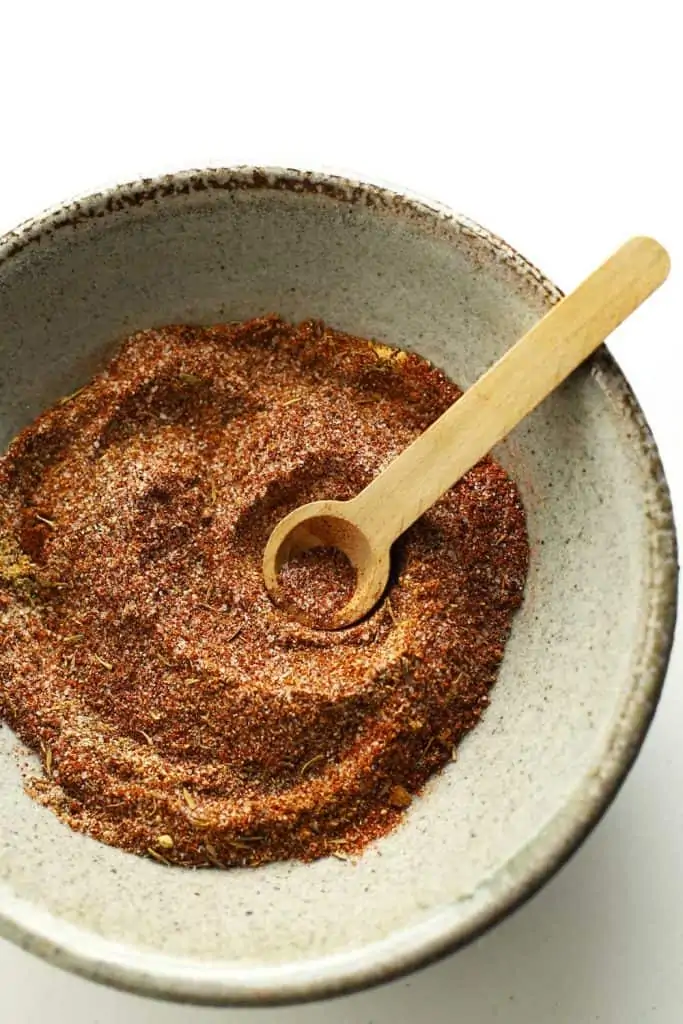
[{"left": 0, "top": 167, "right": 677, "bottom": 1006}]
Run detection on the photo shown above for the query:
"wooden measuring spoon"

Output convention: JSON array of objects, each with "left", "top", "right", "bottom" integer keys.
[{"left": 263, "top": 236, "right": 670, "bottom": 628}]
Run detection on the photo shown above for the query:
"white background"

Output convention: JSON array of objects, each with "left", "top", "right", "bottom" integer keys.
[{"left": 1, "top": 3, "right": 681, "bottom": 1021}]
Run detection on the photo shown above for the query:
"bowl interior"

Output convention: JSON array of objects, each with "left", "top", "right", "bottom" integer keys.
[{"left": 0, "top": 171, "right": 675, "bottom": 1004}]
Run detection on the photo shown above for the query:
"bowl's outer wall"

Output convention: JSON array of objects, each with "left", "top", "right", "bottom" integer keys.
[{"left": 0, "top": 170, "right": 677, "bottom": 1004}]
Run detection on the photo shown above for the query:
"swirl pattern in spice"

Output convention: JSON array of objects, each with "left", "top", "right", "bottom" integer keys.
[{"left": 0, "top": 316, "right": 529, "bottom": 867}]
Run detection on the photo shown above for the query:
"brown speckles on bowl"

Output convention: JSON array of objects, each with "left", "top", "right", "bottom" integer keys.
[
  {"left": 0, "top": 167, "right": 677, "bottom": 1006},
  {"left": 0, "top": 168, "right": 561, "bottom": 307}
]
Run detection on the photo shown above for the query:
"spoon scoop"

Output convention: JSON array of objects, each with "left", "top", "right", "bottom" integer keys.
[{"left": 263, "top": 237, "right": 670, "bottom": 628}]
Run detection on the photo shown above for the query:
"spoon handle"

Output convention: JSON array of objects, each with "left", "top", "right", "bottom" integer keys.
[{"left": 351, "top": 236, "right": 670, "bottom": 544}]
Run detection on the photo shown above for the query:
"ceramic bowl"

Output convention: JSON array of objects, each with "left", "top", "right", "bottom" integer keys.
[{"left": 0, "top": 168, "right": 677, "bottom": 1005}]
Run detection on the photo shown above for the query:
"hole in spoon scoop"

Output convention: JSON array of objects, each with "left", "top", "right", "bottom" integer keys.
[{"left": 263, "top": 507, "right": 391, "bottom": 629}]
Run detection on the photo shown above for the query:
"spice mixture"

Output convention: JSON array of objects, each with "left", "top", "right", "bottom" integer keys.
[
  {"left": 0, "top": 316, "right": 528, "bottom": 868},
  {"left": 276, "top": 546, "right": 359, "bottom": 628}
]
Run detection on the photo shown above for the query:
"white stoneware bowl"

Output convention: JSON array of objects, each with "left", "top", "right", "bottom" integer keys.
[{"left": 0, "top": 168, "right": 677, "bottom": 1005}]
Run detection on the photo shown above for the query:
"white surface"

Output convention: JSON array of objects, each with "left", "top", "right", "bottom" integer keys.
[{"left": 1, "top": 2, "right": 681, "bottom": 1021}]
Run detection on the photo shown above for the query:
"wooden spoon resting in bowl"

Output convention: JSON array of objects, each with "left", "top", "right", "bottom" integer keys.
[{"left": 263, "top": 237, "right": 670, "bottom": 628}]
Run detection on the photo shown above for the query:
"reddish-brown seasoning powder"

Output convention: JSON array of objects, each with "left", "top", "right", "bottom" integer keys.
[
  {"left": 277, "top": 547, "right": 358, "bottom": 628},
  {"left": 0, "top": 316, "right": 529, "bottom": 868}
]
